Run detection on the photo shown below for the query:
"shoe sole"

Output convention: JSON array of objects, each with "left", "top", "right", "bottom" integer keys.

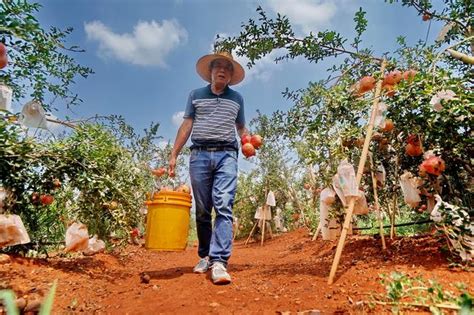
[
  {"left": 193, "top": 269, "right": 208, "bottom": 274},
  {"left": 212, "top": 277, "right": 231, "bottom": 285}
]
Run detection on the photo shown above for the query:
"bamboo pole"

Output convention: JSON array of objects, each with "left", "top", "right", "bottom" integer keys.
[
  {"left": 327, "top": 60, "right": 387, "bottom": 285},
  {"left": 245, "top": 220, "right": 258, "bottom": 245},
  {"left": 311, "top": 221, "right": 321, "bottom": 241},
  {"left": 369, "top": 153, "right": 386, "bottom": 250},
  {"left": 261, "top": 205, "right": 266, "bottom": 246}
]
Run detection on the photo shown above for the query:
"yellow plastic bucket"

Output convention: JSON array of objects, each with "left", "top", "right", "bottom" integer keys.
[{"left": 145, "top": 191, "right": 192, "bottom": 251}]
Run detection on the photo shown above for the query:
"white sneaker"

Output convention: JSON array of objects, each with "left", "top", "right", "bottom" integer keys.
[
  {"left": 193, "top": 256, "right": 210, "bottom": 274},
  {"left": 211, "top": 262, "right": 231, "bottom": 285}
]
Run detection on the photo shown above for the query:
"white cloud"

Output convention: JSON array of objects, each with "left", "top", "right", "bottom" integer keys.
[
  {"left": 84, "top": 19, "right": 188, "bottom": 67},
  {"left": 265, "top": 0, "right": 351, "bottom": 33},
  {"left": 172, "top": 111, "right": 185, "bottom": 127}
]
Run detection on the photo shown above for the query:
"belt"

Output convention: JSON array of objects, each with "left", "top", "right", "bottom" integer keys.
[{"left": 193, "top": 146, "right": 237, "bottom": 152}]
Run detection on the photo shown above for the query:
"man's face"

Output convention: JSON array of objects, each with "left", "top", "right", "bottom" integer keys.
[{"left": 210, "top": 59, "right": 233, "bottom": 86}]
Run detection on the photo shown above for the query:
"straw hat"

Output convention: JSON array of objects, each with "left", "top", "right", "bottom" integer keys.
[{"left": 196, "top": 51, "right": 245, "bottom": 85}]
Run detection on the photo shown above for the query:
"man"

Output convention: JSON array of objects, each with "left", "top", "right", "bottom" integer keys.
[{"left": 169, "top": 51, "right": 247, "bottom": 285}]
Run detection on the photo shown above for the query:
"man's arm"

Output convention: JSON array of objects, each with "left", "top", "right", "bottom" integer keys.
[{"left": 169, "top": 118, "right": 193, "bottom": 176}]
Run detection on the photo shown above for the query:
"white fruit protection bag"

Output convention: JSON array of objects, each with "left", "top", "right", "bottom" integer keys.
[
  {"left": 353, "top": 190, "right": 369, "bottom": 215},
  {"left": 0, "top": 214, "right": 31, "bottom": 247},
  {"left": 0, "top": 84, "right": 12, "bottom": 111},
  {"left": 65, "top": 222, "right": 89, "bottom": 252},
  {"left": 19, "top": 100, "right": 48, "bottom": 129},
  {"left": 399, "top": 171, "right": 422, "bottom": 208},
  {"left": 83, "top": 235, "right": 106, "bottom": 256},
  {"left": 337, "top": 160, "right": 359, "bottom": 198},
  {"left": 320, "top": 187, "right": 336, "bottom": 240}
]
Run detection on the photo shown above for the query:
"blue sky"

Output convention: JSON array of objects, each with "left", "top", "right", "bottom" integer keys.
[{"left": 29, "top": 0, "right": 443, "bottom": 160}]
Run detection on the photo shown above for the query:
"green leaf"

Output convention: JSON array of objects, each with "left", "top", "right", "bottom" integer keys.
[
  {"left": 39, "top": 279, "right": 58, "bottom": 315},
  {"left": 0, "top": 290, "right": 19, "bottom": 315}
]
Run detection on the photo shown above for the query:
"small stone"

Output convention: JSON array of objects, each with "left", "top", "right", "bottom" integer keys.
[
  {"left": 152, "top": 285, "right": 159, "bottom": 290},
  {"left": 325, "top": 294, "right": 332, "bottom": 299},
  {"left": 254, "top": 297, "right": 260, "bottom": 301},
  {"left": 209, "top": 302, "right": 219, "bottom": 307},
  {"left": 0, "top": 254, "right": 11, "bottom": 264},
  {"left": 15, "top": 298, "right": 27, "bottom": 310},
  {"left": 24, "top": 300, "right": 41, "bottom": 312},
  {"left": 140, "top": 273, "right": 150, "bottom": 284}
]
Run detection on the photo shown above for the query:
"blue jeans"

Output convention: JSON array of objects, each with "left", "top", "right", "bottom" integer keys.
[{"left": 189, "top": 149, "right": 238, "bottom": 266}]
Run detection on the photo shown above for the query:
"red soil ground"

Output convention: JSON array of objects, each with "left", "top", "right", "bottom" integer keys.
[{"left": 1, "top": 229, "right": 472, "bottom": 314}]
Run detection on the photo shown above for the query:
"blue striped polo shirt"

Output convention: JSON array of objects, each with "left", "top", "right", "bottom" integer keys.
[{"left": 183, "top": 84, "right": 245, "bottom": 150}]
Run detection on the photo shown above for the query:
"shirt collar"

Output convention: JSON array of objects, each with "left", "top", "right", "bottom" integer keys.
[{"left": 207, "top": 84, "right": 229, "bottom": 96}]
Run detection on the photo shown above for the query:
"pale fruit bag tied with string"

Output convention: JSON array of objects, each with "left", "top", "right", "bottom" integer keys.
[
  {"left": 19, "top": 100, "right": 48, "bottom": 129},
  {"left": 332, "top": 174, "right": 347, "bottom": 207},
  {"left": 65, "top": 222, "right": 89, "bottom": 252},
  {"left": 320, "top": 187, "right": 336, "bottom": 240},
  {"left": 337, "top": 160, "right": 359, "bottom": 198},
  {"left": 0, "top": 84, "right": 12, "bottom": 111},
  {"left": 83, "top": 235, "right": 106, "bottom": 256},
  {"left": 0, "top": 214, "right": 30, "bottom": 247},
  {"left": 376, "top": 164, "right": 386, "bottom": 187},
  {"left": 266, "top": 190, "right": 276, "bottom": 207},
  {"left": 254, "top": 206, "right": 271, "bottom": 220},
  {"left": 399, "top": 171, "right": 422, "bottom": 208},
  {"left": 374, "top": 102, "right": 388, "bottom": 129},
  {"left": 273, "top": 207, "right": 283, "bottom": 230},
  {"left": 353, "top": 190, "right": 369, "bottom": 215}
]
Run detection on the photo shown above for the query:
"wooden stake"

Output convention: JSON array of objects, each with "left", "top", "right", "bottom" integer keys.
[
  {"left": 261, "top": 205, "right": 266, "bottom": 246},
  {"left": 245, "top": 220, "right": 258, "bottom": 245},
  {"left": 328, "top": 60, "right": 387, "bottom": 285},
  {"left": 311, "top": 221, "right": 322, "bottom": 241},
  {"left": 369, "top": 153, "right": 386, "bottom": 250}
]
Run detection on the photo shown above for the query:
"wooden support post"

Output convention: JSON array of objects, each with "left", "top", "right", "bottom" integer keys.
[
  {"left": 369, "top": 153, "right": 386, "bottom": 250},
  {"left": 261, "top": 205, "right": 266, "bottom": 246},
  {"left": 245, "top": 220, "right": 258, "bottom": 245},
  {"left": 311, "top": 221, "right": 322, "bottom": 241},
  {"left": 328, "top": 60, "right": 387, "bottom": 285}
]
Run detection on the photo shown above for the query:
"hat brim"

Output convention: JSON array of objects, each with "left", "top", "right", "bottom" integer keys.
[{"left": 196, "top": 54, "right": 245, "bottom": 86}]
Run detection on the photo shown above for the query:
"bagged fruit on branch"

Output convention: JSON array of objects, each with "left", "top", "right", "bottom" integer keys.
[
  {"left": 353, "top": 190, "right": 369, "bottom": 215},
  {"left": 83, "top": 235, "right": 106, "bottom": 256},
  {"left": 0, "top": 214, "right": 30, "bottom": 247},
  {"left": 273, "top": 207, "right": 284, "bottom": 231},
  {"left": 429, "top": 90, "right": 456, "bottom": 112},
  {"left": 399, "top": 171, "right": 422, "bottom": 208},
  {"left": 373, "top": 102, "right": 388, "bottom": 129},
  {"left": 0, "top": 84, "right": 12, "bottom": 111},
  {"left": 266, "top": 190, "right": 276, "bottom": 206},
  {"left": 65, "top": 222, "right": 89, "bottom": 252},
  {"left": 337, "top": 160, "right": 359, "bottom": 197},
  {"left": 320, "top": 187, "right": 336, "bottom": 205},
  {"left": 375, "top": 164, "right": 386, "bottom": 187},
  {"left": 320, "top": 197, "right": 331, "bottom": 240},
  {"left": 254, "top": 206, "right": 271, "bottom": 220},
  {"left": 19, "top": 100, "right": 48, "bottom": 129},
  {"left": 332, "top": 174, "right": 347, "bottom": 207}
]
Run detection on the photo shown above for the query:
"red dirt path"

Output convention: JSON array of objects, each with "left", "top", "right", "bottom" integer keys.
[{"left": 1, "top": 229, "right": 473, "bottom": 314}]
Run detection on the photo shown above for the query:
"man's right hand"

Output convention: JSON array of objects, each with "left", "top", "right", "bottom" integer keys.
[{"left": 168, "top": 155, "right": 176, "bottom": 177}]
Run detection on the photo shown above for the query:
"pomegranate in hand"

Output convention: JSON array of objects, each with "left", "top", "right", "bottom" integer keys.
[{"left": 242, "top": 143, "right": 256, "bottom": 158}]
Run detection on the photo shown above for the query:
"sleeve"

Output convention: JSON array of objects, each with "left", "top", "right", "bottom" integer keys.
[
  {"left": 183, "top": 90, "right": 195, "bottom": 119},
  {"left": 235, "top": 94, "right": 245, "bottom": 125}
]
